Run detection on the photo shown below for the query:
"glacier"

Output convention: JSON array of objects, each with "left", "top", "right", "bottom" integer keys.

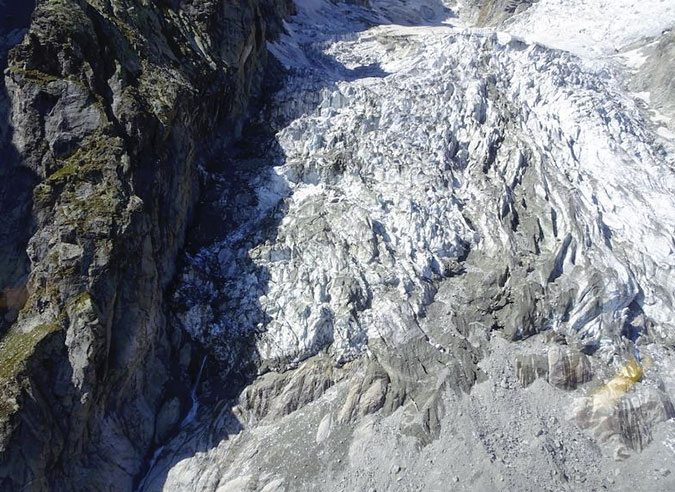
[
  {"left": 174, "top": 0, "right": 675, "bottom": 370},
  {"left": 145, "top": 1, "right": 675, "bottom": 490}
]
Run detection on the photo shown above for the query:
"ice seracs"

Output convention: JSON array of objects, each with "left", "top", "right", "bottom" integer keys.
[
  {"left": 152, "top": 1, "right": 675, "bottom": 490},
  {"left": 174, "top": 0, "right": 675, "bottom": 375}
]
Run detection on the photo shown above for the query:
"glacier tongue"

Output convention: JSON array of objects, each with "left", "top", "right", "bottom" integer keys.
[
  {"left": 174, "top": 0, "right": 675, "bottom": 369},
  {"left": 157, "top": 1, "right": 675, "bottom": 489}
]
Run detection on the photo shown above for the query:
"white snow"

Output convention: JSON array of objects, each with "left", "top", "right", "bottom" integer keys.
[
  {"left": 620, "top": 46, "right": 650, "bottom": 70},
  {"left": 507, "top": 0, "right": 675, "bottom": 58}
]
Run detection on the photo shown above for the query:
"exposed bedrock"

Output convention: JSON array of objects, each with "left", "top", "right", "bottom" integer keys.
[
  {"left": 471, "top": 0, "right": 539, "bottom": 25},
  {"left": 0, "top": 0, "right": 293, "bottom": 489}
]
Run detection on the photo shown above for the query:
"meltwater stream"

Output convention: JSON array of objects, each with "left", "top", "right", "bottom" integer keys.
[{"left": 135, "top": 356, "right": 207, "bottom": 492}]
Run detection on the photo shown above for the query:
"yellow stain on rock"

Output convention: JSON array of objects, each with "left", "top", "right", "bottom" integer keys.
[{"left": 591, "top": 358, "right": 646, "bottom": 412}]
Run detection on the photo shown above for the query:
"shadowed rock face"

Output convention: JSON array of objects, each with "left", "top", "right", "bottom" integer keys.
[
  {"left": 0, "top": 0, "right": 293, "bottom": 489},
  {"left": 0, "top": 1, "right": 35, "bottom": 33},
  {"left": 0, "top": 3, "right": 36, "bottom": 336},
  {"left": 467, "top": 0, "right": 539, "bottom": 25}
]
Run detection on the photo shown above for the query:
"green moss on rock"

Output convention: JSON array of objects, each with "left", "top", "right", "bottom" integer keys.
[
  {"left": 47, "top": 162, "right": 79, "bottom": 182},
  {"left": 32, "top": 182, "right": 55, "bottom": 206},
  {"left": 0, "top": 323, "right": 60, "bottom": 384},
  {"left": 65, "top": 291, "right": 93, "bottom": 313},
  {"left": 46, "top": 133, "right": 124, "bottom": 185},
  {"left": 7, "top": 67, "right": 60, "bottom": 85}
]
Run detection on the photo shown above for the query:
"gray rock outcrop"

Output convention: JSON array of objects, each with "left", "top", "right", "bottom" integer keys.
[{"left": 517, "top": 346, "right": 592, "bottom": 389}]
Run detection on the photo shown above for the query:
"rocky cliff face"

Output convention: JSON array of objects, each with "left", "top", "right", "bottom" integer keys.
[
  {"left": 0, "top": 0, "right": 292, "bottom": 489},
  {"left": 0, "top": 0, "right": 35, "bottom": 337},
  {"left": 467, "top": 0, "right": 538, "bottom": 25}
]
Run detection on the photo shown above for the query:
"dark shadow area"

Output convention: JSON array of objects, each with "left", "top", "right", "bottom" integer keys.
[
  {"left": 0, "top": 2, "right": 37, "bottom": 335},
  {"left": 133, "top": 66, "right": 289, "bottom": 492},
  {"left": 0, "top": 4, "right": 77, "bottom": 489}
]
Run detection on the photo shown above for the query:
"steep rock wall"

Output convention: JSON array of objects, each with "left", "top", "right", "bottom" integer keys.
[{"left": 0, "top": 0, "right": 293, "bottom": 489}]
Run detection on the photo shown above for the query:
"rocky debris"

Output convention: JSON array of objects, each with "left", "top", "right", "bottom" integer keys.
[
  {"left": 337, "top": 361, "right": 390, "bottom": 422},
  {"left": 614, "top": 389, "right": 675, "bottom": 453},
  {"left": 516, "top": 353, "right": 548, "bottom": 387},
  {"left": 547, "top": 347, "right": 592, "bottom": 390},
  {"left": 517, "top": 346, "right": 592, "bottom": 389},
  {"left": 626, "top": 30, "right": 675, "bottom": 134},
  {"left": 470, "top": 0, "right": 538, "bottom": 25},
  {"left": 145, "top": 333, "right": 675, "bottom": 492},
  {"left": 575, "top": 385, "right": 675, "bottom": 459},
  {"left": 235, "top": 356, "right": 346, "bottom": 424},
  {"left": 573, "top": 359, "right": 675, "bottom": 458}
]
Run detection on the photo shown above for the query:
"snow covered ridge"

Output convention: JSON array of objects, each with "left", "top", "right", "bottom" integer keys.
[{"left": 171, "top": 0, "right": 675, "bottom": 377}]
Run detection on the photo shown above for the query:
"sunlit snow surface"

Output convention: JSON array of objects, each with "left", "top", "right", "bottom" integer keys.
[
  {"left": 173, "top": 0, "right": 675, "bottom": 374},
  {"left": 507, "top": 0, "right": 675, "bottom": 57}
]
